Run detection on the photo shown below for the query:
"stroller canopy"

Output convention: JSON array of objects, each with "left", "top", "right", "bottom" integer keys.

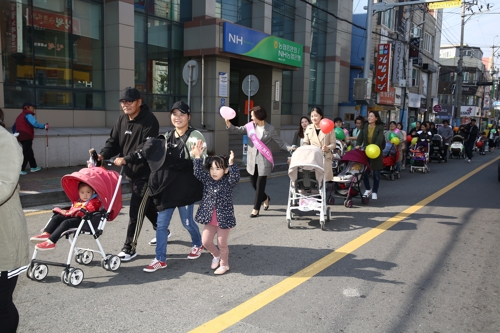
[
  {"left": 289, "top": 145, "right": 324, "bottom": 185},
  {"left": 61, "top": 167, "right": 123, "bottom": 221},
  {"left": 340, "top": 149, "right": 371, "bottom": 173}
]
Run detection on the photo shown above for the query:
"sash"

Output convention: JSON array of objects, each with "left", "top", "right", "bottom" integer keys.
[{"left": 245, "top": 122, "right": 274, "bottom": 167}]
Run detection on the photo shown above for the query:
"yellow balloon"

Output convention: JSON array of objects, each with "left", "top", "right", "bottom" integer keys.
[
  {"left": 365, "top": 144, "right": 381, "bottom": 159},
  {"left": 390, "top": 137, "right": 400, "bottom": 145},
  {"left": 411, "top": 137, "right": 418, "bottom": 145},
  {"left": 488, "top": 124, "right": 493, "bottom": 128}
]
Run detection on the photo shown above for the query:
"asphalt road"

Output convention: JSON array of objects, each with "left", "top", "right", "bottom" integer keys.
[{"left": 17, "top": 153, "right": 500, "bottom": 333}]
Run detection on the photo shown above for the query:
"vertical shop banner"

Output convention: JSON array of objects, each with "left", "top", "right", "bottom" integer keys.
[
  {"left": 392, "top": 41, "right": 405, "bottom": 87},
  {"left": 375, "top": 44, "right": 391, "bottom": 92},
  {"left": 219, "top": 72, "right": 228, "bottom": 97},
  {"left": 10, "top": 2, "right": 23, "bottom": 53}
]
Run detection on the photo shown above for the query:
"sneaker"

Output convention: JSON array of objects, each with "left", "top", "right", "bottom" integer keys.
[
  {"left": 214, "top": 266, "right": 230, "bottom": 275},
  {"left": 20, "top": 171, "right": 27, "bottom": 175},
  {"left": 143, "top": 259, "right": 167, "bottom": 273},
  {"left": 363, "top": 190, "right": 372, "bottom": 197},
  {"left": 371, "top": 193, "right": 378, "bottom": 200},
  {"left": 211, "top": 257, "right": 221, "bottom": 270},
  {"left": 30, "top": 166, "right": 42, "bottom": 173},
  {"left": 30, "top": 233, "right": 50, "bottom": 243},
  {"left": 187, "top": 245, "right": 204, "bottom": 259},
  {"left": 117, "top": 248, "right": 137, "bottom": 261},
  {"left": 148, "top": 229, "right": 171, "bottom": 246},
  {"left": 467, "top": 159, "right": 471, "bottom": 163},
  {"left": 36, "top": 240, "right": 55, "bottom": 251}
]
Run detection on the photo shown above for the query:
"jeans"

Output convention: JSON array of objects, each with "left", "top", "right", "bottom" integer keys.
[
  {"left": 363, "top": 170, "right": 380, "bottom": 194},
  {"left": 155, "top": 205, "right": 202, "bottom": 262}
]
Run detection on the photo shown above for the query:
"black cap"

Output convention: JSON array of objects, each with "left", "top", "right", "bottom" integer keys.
[
  {"left": 119, "top": 87, "right": 141, "bottom": 102},
  {"left": 470, "top": 118, "right": 476, "bottom": 122},
  {"left": 22, "top": 102, "right": 35, "bottom": 109},
  {"left": 171, "top": 101, "right": 190, "bottom": 114},
  {"left": 333, "top": 117, "right": 343, "bottom": 123}
]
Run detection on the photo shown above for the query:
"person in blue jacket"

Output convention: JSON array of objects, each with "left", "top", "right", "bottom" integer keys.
[{"left": 14, "top": 102, "right": 48, "bottom": 175}]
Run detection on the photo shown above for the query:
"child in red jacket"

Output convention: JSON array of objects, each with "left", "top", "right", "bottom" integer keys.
[{"left": 30, "top": 182, "right": 101, "bottom": 250}]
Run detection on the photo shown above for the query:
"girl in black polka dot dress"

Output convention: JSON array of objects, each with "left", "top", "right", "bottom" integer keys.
[{"left": 192, "top": 140, "right": 240, "bottom": 275}]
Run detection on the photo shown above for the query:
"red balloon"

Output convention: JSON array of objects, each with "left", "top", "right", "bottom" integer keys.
[
  {"left": 476, "top": 141, "right": 483, "bottom": 147},
  {"left": 406, "top": 135, "right": 412, "bottom": 143},
  {"left": 319, "top": 118, "right": 334, "bottom": 134}
]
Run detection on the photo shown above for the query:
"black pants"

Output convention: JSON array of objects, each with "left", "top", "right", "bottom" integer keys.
[
  {"left": 125, "top": 178, "right": 158, "bottom": 251},
  {"left": 44, "top": 214, "right": 81, "bottom": 243},
  {"left": 465, "top": 140, "right": 474, "bottom": 159},
  {"left": 250, "top": 165, "right": 268, "bottom": 211},
  {"left": 0, "top": 273, "right": 19, "bottom": 333},
  {"left": 20, "top": 139, "right": 37, "bottom": 170}
]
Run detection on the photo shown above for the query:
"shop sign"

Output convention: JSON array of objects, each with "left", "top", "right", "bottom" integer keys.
[
  {"left": 461, "top": 85, "right": 478, "bottom": 95},
  {"left": 394, "top": 87, "right": 402, "bottom": 105},
  {"left": 10, "top": 2, "right": 22, "bottom": 53},
  {"left": 27, "top": 8, "right": 81, "bottom": 35},
  {"left": 377, "top": 87, "right": 396, "bottom": 105},
  {"left": 434, "top": 104, "right": 453, "bottom": 119},
  {"left": 223, "top": 22, "right": 303, "bottom": 68},
  {"left": 408, "top": 93, "right": 421, "bottom": 108},
  {"left": 460, "top": 106, "right": 479, "bottom": 117},
  {"left": 392, "top": 41, "right": 405, "bottom": 87},
  {"left": 375, "top": 43, "right": 391, "bottom": 92},
  {"left": 420, "top": 97, "right": 427, "bottom": 108}
]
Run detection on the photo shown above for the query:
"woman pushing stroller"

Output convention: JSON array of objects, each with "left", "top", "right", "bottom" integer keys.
[{"left": 30, "top": 182, "right": 101, "bottom": 250}]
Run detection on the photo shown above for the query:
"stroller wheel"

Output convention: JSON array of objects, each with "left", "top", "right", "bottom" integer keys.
[
  {"left": 26, "top": 264, "right": 34, "bottom": 280},
  {"left": 80, "top": 250, "right": 94, "bottom": 265},
  {"left": 32, "top": 263, "right": 49, "bottom": 281},
  {"left": 61, "top": 270, "right": 69, "bottom": 285},
  {"left": 320, "top": 220, "right": 326, "bottom": 231},
  {"left": 287, "top": 219, "right": 292, "bottom": 229},
  {"left": 361, "top": 197, "right": 369, "bottom": 205},
  {"left": 328, "top": 197, "right": 335, "bottom": 205},
  {"left": 346, "top": 200, "right": 353, "bottom": 208},
  {"left": 326, "top": 207, "right": 331, "bottom": 222},
  {"left": 68, "top": 268, "right": 84, "bottom": 286},
  {"left": 107, "top": 255, "right": 121, "bottom": 271}
]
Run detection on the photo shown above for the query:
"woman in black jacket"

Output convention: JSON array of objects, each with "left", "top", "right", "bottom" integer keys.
[{"left": 355, "top": 111, "right": 385, "bottom": 200}]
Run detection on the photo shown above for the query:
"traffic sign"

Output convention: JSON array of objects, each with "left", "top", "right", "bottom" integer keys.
[{"left": 242, "top": 75, "right": 259, "bottom": 97}]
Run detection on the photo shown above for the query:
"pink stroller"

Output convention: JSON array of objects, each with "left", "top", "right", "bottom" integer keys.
[{"left": 27, "top": 167, "right": 123, "bottom": 287}]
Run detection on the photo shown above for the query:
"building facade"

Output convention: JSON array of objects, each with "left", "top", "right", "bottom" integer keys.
[{"left": 1, "top": 0, "right": 354, "bottom": 156}]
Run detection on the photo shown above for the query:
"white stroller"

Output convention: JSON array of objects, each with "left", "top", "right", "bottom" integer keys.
[
  {"left": 27, "top": 166, "right": 123, "bottom": 287},
  {"left": 286, "top": 145, "right": 330, "bottom": 230}
]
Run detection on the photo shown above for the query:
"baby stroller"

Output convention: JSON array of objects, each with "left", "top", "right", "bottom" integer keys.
[
  {"left": 332, "top": 140, "right": 347, "bottom": 175},
  {"left": 449, "top": 135, "right": 465, "bottom": 159},
  {"left": 26, "top": 166, "right": 123, "bottom": 287},
  {"left": 286, "top": 145, "right": 330, "bottom": 230},
  {"left": 409, "top": 141, "right": 430, "bottom": 173},
  {"left": 381, "top": 143, "right": 400, "bottom": 180},
  {"left": 329, "top": 149, "right": 371, "bottom": 207},
  {"left": 429, "top": 134, "right": 447, "bottom": 163}
]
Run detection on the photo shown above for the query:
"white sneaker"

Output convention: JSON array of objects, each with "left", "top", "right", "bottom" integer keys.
[
  {"left": 371, "top": 193, "right": 378, "bottom": 200},
  {"left": 149, "top": 229, "right": 171, "bottom": 246},
  {"left": 363, "top": 190, "right": 372, "bottom": 197},
  {"left": 467, "top": 159, "right": 471, "bottom": 163}
]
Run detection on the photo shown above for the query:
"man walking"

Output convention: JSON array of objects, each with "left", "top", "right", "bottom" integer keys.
[
  {"left": 98, "top": 87, "right": 160, "bottom": 261},
  {"left": 438, "top": 120, "right": 454, "bottom": 153},
  {"left": 463, "top": 118, "right": 478, "bottom": 163},
  {"left": 14, "top": 102, "right": 48, "bottom": 175}
]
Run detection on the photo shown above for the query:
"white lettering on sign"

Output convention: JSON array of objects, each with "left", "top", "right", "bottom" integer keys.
[{"left": 229, "top": 33, "right": 243, "bottom": 45}]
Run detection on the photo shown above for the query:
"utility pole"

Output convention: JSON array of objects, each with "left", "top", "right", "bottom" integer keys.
[
  {"left": 490, "top": 44, "right": 495, "bottom": 123},
  {"left": 454, "top": 1, "right": 466, "bottom": 126}
]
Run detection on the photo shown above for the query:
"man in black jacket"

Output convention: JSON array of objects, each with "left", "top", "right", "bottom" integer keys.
[
  {"left": 463, "top": 118, "right": 478, "bottom": 163},
  {"left": 98, "top": 87, "right": 160, "bottom": 261}
]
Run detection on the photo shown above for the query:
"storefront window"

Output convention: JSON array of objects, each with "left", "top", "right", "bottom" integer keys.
[
  {"left": 215, "top": 0, "right": 252, "bottom": 28},
  {"left": 1, "top": 0, "right": 104, "bottom": 109},
  {"left": 272, "top": 0, "right": 295, "bottom": 40}
]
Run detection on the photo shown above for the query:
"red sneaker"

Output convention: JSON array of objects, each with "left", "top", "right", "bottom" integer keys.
[
  {"left": 30, "top": 233, "right": 50, "bottom": 243},
  {"left": 143, "top": 259, "right": 167, "bottom": 273},
  {"left": 36, "top": 241, "right": 55, "bottom": 251},
  {"left": 187, "top": 245, "right": 204, "bottom": 259}
]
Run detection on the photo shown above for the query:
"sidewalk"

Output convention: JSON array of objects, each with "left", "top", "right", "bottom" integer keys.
[{"left": 19, "top": 151, "right": 291, "bottom": 208}]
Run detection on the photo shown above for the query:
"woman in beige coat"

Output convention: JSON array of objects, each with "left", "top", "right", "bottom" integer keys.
[
  {"left": 0, "top": 125, "right": 29, "bottom": 333},
  {"left": 303, "top": 107, "right": 337, "bottom": 182}
]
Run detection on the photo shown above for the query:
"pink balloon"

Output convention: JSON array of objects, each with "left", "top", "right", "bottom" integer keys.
[
  {"left": 319, "top": 118, "right": 334, "bottom": 134},
  {"left": 343, "top": 128, "right": 349, "bottom": 136},
  {"left": 394, "top": 128, "right": 400, "bottom": 134},
  {"left": 219, "top": 106, "right": 236, "bottom": 120}
]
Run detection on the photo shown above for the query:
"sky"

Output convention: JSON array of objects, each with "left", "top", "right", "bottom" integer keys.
[{"left": 353, "top": 0, "right": 500, "bottom": 59}]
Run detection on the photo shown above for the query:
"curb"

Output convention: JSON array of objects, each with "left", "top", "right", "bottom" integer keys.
[{"left": 20, "top": 163, "right": 289, "bottom": 208}]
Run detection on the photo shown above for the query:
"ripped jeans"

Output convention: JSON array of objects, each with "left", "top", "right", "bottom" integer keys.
[{"left": 155, "top": 204, "right": 202, "bottom": 262}]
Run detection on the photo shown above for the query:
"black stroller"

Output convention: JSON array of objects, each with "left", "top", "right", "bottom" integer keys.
[{"left": 429, "top": 134, "right": 448, "bottom": 163}]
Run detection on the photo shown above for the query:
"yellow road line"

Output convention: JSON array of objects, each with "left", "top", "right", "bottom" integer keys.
[{"left": 189, "top": 156, "right": 500, "bottom": 333}]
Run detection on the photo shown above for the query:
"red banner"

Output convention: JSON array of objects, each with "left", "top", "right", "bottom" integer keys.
[
  {"left": 27, "top": 8, "right": 80, "bottom": 35},
  {"left": 375, "top": 44, "right": 391, "bottom": 92},
  {"left": 378, "top": 87, "right": 395, "bottom": 105}
]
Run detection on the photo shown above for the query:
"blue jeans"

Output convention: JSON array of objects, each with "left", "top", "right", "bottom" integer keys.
[
  {"left": 155, "top": 205, "right": 202, "bottom": 262},
  {"left": 363, "top": 170, "right": 380, "bottom": 194}
]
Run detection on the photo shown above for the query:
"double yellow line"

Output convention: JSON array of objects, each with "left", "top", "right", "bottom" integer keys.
[{"left": 189, "top": 157, "right": 500, "bottom": 332}]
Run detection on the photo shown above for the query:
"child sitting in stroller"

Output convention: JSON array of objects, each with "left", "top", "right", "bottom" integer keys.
[{"left": 30, "top": 182, "right": 101, "bottom": 250}]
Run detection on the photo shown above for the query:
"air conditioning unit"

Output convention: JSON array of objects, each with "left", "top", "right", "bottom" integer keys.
[{"left": 353, "top": 78, "right": 372, "bottom": 105}]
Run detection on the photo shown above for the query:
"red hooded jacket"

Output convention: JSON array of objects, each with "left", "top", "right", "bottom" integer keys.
[{"left": 15, "top": 108, "right": 40, "bottom": 141}]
